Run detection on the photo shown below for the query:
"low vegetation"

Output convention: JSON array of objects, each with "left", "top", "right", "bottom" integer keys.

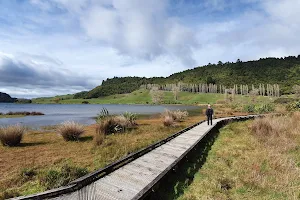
[
  {"left": 162, "top": 109, "right": 189, "bottom": 127},
  {"left": 178, "top": 113, "right": 300, "bottom": 200},
  {"left": 5, "top": 111, "right": 44, "bottom": 116},
  {"left": 40, "top": 163, "right": 88, "bottom": 190},
  {"left": 94, "top": 109, "right": 138, "bottom": 145},
  {"left": 0, "top": 125, "right": 25, "bottom": 147},
  {"left": 0, "top": 112, "right": 205, "bottom": 199},
  {"left": 243, "top": 103, "right": 275, "bottom": 113},
  {"left": 286, "top": 101, "right": 300, "bottom": 111},
  {"left": 0, "top": 111, "right": 44, "bottom": 118},
  {"left": 56, "top": 121, "right": 85, "bottom": 141}
]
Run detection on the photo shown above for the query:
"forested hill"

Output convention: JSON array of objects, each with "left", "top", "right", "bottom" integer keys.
[{"left": 78, "top": 56, "right": 300, "bottom": 99}]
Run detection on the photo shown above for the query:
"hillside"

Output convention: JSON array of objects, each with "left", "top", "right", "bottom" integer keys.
[
  {"left": 78, "top": 56, "right": 300, "bottom": 99},
  {"left": 0, "top": 92, "right": 15, "bottom": 103}
]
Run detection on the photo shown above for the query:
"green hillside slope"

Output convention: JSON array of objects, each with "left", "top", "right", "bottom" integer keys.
[{"left": 79, "top": 56, "right": 300, "bottom": 99}]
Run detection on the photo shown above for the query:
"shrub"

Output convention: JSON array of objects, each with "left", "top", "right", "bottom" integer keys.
[
  {"left": 163, "top": 116, "right": 175, "bottom": 127},
  {"left": 56, "top": 121, "right": 85, "bottom": 141},
  {"left": 0, "top": 125, "right": 25, "bottom": 146},
  {"left": 40, "top": 163, "right": 88, "bottom": 189},
  {"left": 81, "top": 101, "right": 90, "bottom": 104}
]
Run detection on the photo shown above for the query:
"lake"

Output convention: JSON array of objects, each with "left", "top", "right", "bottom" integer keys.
[{"left": 0, "top": 103, "right": 199, "bottom": 127}]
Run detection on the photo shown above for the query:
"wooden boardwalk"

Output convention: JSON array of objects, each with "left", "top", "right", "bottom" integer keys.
[{"left": 13, "top": 115, "right": 258, "bottom": 200}]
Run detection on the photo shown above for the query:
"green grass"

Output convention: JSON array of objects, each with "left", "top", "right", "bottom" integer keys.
[
  {"left": 177, "top": 119, "right": 300, "bottom": 200},
  {"left": 32, "top": 89, "right": 274, "bottom": 105},
  {"left": 32, "top": 90, "right": 152, "bottom": 104}
]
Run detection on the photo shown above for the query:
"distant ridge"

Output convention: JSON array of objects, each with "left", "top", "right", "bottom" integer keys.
[
  {"left": 0, "top": 92, "right": 15, "bottom": 103},
  {"left": 78, "top": 56, "right": 300, "bottom": 99}
]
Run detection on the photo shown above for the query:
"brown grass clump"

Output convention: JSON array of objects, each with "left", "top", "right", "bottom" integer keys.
[
  {"left": 0, "top": 125, "right": 25, "bottom": 147},
  {"left": 162, "top": 109, "right": 189, "bottom": 122},
  {"left": 94, "top": 128, "right": 105, "bottom": 146},
  {"left": 251, "top": 113, "right": 300, "bottom": 150},
  {"left": 56, "top": 121, "right": 85, "bottom": 141},
  {"left": 163, "top": 115, "right": 175, "bottom": 127},
  {"left": 95, "top": 117, "right": 126, "bottom": 137}
]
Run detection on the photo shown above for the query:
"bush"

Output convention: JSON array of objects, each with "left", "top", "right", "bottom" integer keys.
[
  {"left": 0, "top": 125, "right": 25, "bottom": 146},
  {"left": 40, "top": 163, "right": 88, "bottom": 189},
  {"left": 81, "top": 101, "right": 90, "bottom": 104},
  {"left": 56, "top": 121, "right": 85, "bottom": 141}
]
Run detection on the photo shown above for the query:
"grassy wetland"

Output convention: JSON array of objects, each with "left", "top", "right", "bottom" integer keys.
[
  {"left": 0, "top": 109, "right": 204, "bottom": 199},
  {"left": 1, "top": 90, "right": 299, "bottom": 199}
]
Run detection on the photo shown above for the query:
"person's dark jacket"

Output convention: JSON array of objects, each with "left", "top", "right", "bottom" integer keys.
[{"left": 206, "top": 108, "right": 214, "bottom": 117}]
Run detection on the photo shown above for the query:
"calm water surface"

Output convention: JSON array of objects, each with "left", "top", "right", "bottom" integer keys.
[{"left": 0, "top": 103, "right": 198, "bottom": 127}]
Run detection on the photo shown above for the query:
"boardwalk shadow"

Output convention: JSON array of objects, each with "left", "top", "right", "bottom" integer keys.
[{"left": 146, "top": 124, "right": 222, "bottom": 200}]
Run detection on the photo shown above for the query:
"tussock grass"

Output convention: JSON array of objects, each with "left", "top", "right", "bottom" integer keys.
[
  {"left": 56, "top": 121, "right": 85, "bottom": 141},
  {"left": 162, "top": 109, "right": 189, "bottom": 127},
  {"left": 95, "top": 110, "right": 138, "bottom": 141},
  {"left": 178, "top": 114, "right": 300, "bottom": 200},
  {"left": 163, "top": 115, "right": 175, "bottom": 127},
  {"left": 0, "top": 125, "right": 25, "bottom": 146}
]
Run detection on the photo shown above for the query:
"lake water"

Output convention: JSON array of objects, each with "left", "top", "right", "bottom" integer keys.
[{"left": 0, "top": 103, "right": 199, "bottom": 127}]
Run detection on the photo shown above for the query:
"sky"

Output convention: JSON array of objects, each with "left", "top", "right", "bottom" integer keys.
[{"left": 0, "top": 0, "right": 300, "bottom": 98}]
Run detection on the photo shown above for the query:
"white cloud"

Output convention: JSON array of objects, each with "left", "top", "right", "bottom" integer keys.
[{"left": 53, "top": 0, "right": 198, "bottom": 65}]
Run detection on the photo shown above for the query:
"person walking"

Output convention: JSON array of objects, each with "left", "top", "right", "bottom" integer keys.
[{"left": 206, "top": 104, "right": 214, "bottom": 125}]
